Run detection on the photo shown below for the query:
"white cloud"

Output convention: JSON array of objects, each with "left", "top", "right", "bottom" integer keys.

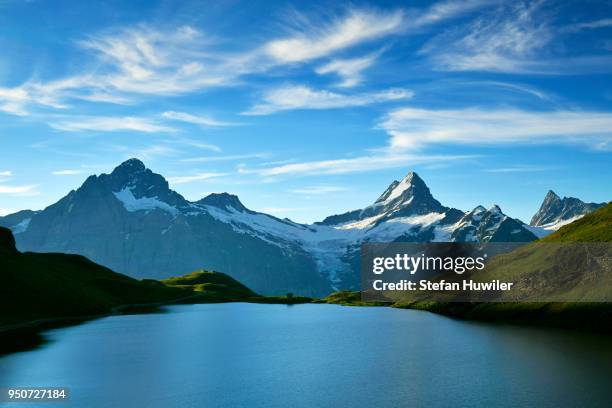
[
  {"left": 264, "top": 1, "right": 488, "bottom": 65},
  {"left": 421, "top": 2, "right": 552, "bottom": 74},
  {"left": 161, "top": 137, "right": 222, "bottom": 153},
  {"left": 485, "top": 165, "right": 555, "bottom": 173},
  {"left": 289, "top": 186, "right": 349, "bottom": 195},
  {"left": 563, "top": 18, "right": 612, "bottom": 33},
  {"left": 242, "top": 152, "right": 474, "bottom": 177},
  {"left": 0, "top": 171, "right": 12, "bottom": 177},
  {"left": 167, "top": 172, "right": 228, "bottom": 184},
  {"left": 78, "top": 25, "right": 233, "bottom": 95},
  {"left": 316, "top": 52, "right": 381, "bottom": 87},
  {"left": 0, "top": 184, "right": 39, "bottom": 196},
  {"left": 161, "top": 111, "right": 237, "bottom": 127},
  {"left": 51, "top": 169, "right": 86, "bottom": 175},
  {"left": 264, "top": 9, "right": 404, "bottom": 63},
  {"left": 181, "top": 153, "right": 269, "bottom": 162},
  {"left": 411, "top": 0, "right": 495, "bottom": 28},
  {"left": 244, "top": 86, "right": 412, "bottom": 115},
  {"left": 380, "top": 107, "right": 612, "bottom": 150},
  {"left": 50, "top": 116, "right": 175, "bottom": 133},
  {"left": 0, "top": 26, "right": 239, "bottom": 115}
]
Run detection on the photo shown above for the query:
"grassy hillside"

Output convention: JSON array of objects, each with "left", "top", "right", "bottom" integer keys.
[
  {"left": 163, "top": 270, "right": 258, "bottom": 301},
  {"left": 0, "top": 227, "right": 193, "bottom": 327}
]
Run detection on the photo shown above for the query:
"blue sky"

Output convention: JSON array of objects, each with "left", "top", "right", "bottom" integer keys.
[{"left": 0, "top": 0, "right": 611, "bottom": 223}]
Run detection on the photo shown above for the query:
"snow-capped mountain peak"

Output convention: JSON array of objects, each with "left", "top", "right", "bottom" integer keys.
[
  {"left": 375, "top": 172, "right": 429, "bottom": 206},
  {"left": 375, "top": 172, "right": 422, "bottom": 203}
]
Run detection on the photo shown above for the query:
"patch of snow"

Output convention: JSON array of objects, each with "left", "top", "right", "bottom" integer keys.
[
  {"left": 11, "top": 218, "right": 31, "bottom": 234},
  {"left": 113, "top": 187, "right": 178, "bottom": 217},
  {"left": 526, "top": 214, "right": 584, "bottom": 238},
  {"left": 382, "top": 175, "right": 413, "bottom": 203},
  {"left": 336, "top": 213, "right": 387, "bottom": 230}
]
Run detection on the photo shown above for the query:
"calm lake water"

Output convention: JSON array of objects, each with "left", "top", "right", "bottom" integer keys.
[{"left": 1, "top": 303, "right": 611, "bottom": 407}]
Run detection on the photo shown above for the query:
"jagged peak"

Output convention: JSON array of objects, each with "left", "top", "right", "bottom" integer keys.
[
  {"left": 402, "top": 171, "right": 422, "bottom": 184},
  {"left": 105, "top": 158, "right": 172, "bottom": 195},
  {"left": 472, "top": 205, "right": 487, "bottom": 214},
  {"left": 112, "top": 158, "right": 146, "bottom": 175},
  {"left": 488, "top": 204, "right": 502, "bottom": 214},
  {"left": 198, "top": 192, "right": 248, "bottom": 212},
  {"left": 375, "top": 171, "right": 429, "bottom": 205},
  {"left": 544, "top": 190, "right": 560, "bottom": 201}
]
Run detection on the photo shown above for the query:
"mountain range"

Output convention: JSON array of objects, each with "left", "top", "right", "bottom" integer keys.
[{"left": 1, "top": 159, "right": 606, "bottom": 296}]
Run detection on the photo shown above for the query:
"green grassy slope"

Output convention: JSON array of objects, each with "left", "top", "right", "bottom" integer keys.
[
  {"left": 0, "top": 228, "right": 194, "bottom": 326},
  {"left": 163, "top": 270, "right": 258, "bottom": 301}
]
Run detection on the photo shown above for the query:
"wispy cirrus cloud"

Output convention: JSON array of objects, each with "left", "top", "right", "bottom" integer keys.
[
  {"left": 0, "top": 26, "right": 235, "bottom": 116},
  {"left": 421, "top": 2, "right": 552, "bottom": 74},
  {"left": 421, "top": 2, "right": 612, "bottom": 75},
  {"left": 50, "top": 116, "right": 175, "bottom": 133},
  {"left": 181, "top": 153, "right": 270, "bottom": 163},
  {"left": 241, "top": 152, "right": 475, "bottom": 177},
  {"left": 0, "top": 184, "right": 39, "bottom": 196},
  {"left": 243, "top": 85, "right": 412, "bottom": 115},
  {"left": 289, "top": 185, "right": 349, "bottom": 195},
  {"left": 167, "top": 172, "right": 228, "bottom": 184},
  {"left": 484, "top": 165, "right": 557, "bottom": 173},
  {"left": 316, "top": 51, "right": 382, "bottom": 88},
  {"left": 161, "top": 111, "right": 237, "bottom": 127},
  {"left": 0, "top": 171, "right": 12, "bottom": 177},
  {"left": 563, "top": 18, "right": 612, "bottom": 33},
  {"left": 51, "top": 169, "right": 86, "bottom": 176},
  {"left": 264, "top": 9, "right": 404, "bottom": 64},
  {"left": 380, "top": 107, "right": 612, "bottom": 150}
]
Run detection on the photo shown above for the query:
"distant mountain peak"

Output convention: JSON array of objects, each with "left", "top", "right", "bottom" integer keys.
[
  {"left": 105, "top": 158, "right": 170, "bottom": 193},
  {"left": 545, "top": 190, "right": 560, "bottom": 200},
  {"left": 374, "top": 171, "right": 429, "bottom": 205},
  {"left": 198, "top": 192, "right": 248, "bottom": 212},
  {"left": 472, "top": 205, "right": 487, "bottom": 213},
  {"left": 530, "top": 190, "right": 605, "bottom": 227},
  {"left": 489, "top": 204, "right": 502, "bottom": 214},
  {"left": 112, "top": 158, "right": 146, "bottom": 176},
  {"left": 71, "top": 158, "right": 188, "bottom": 214}
]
